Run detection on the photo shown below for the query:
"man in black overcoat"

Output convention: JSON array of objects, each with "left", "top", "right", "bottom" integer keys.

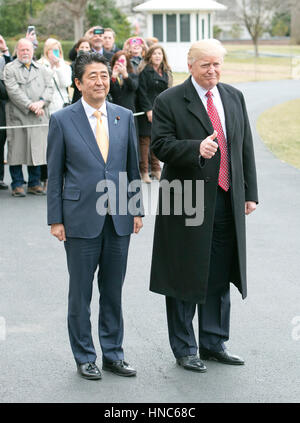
[{"left": 150, "top": 39, "right": 258, "bottom": 372}]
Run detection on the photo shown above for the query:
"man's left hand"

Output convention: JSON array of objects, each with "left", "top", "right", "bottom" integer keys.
[
  {"left": 245, "top": 201, "right": 257, "bottom": 215},
  {"left": 134, "top": 217, "right": 143, "bottom": 234}
]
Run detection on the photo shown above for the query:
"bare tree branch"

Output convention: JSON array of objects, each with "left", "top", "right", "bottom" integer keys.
[{"left": 239, "top": 0, "right": 281, "bottom": 56}]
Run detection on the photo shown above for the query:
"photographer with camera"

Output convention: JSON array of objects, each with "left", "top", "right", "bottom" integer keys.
[
  {"left": 69, "top": 27, "right": 113, "bottom": 63},
  {"left": 109, "top": 50, "right": 138, "bottom": 114}
]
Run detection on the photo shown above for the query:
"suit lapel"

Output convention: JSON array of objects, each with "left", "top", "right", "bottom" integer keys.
[
  {"left": 70, "top": 101, "right": 105, "bottom": 166},
  {"left": 106, "top": 102, "right": 117, "bottom": 167},
  {"left": 105, "top": 101, "right": 123, "bottom": 167},
  {"left": 184, "top": 77, "right": 214, "bottom": 135}
]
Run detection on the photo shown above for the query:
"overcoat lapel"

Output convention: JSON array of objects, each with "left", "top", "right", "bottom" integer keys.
[
  {"left": 70, "top": 101, "right": 105, "bottom": 166},
  {"left": 184, "top": 77, "right": 214, "bottom": 136}
]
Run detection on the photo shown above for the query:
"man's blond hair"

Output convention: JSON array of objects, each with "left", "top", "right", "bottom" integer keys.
[{"left": 187, "top": 39, "right": 227, "bottom": 65}]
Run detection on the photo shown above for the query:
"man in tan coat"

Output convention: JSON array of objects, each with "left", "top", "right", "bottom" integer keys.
[{"left": 4, "top": 38, "right": 54, "bottom": 197}]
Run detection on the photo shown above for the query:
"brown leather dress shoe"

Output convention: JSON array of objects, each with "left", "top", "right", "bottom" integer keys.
[
  {"left": 77, "top": 362, "right": 102, "bottom": 380},
  {"left": 141, "top": 172, "right": 152, "bottom": 184},
  {"left": 200, "top": 348, "right": 245, "bottom": 365},
  {"left": 151, "top": 170, "right": 161, "bottom": 180},
  {"left": 12, "top": 186, "right": 26, "bottom": 197},
  {"left": 27, "top": 185, "right": 46, "bottom": 195},
  {"left": 176, "top": 355, "right": 207, "bottom": 372}
]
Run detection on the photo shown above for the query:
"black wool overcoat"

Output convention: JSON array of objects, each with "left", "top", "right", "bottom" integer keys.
[
  {"left": 149, "top": 77, "right": 258, "bottom": 303},
  {"left": 137, "top": 65, "right": 169, "bottom": 137}
]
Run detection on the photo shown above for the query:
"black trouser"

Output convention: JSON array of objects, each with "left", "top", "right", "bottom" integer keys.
[
  {"left": 0, "top": 129, "right": 5, "bottom": 181},
  {"left": 40, "top": 164, "right": 47, "bottom": 182},
  {"left": 166, "top": 186, "right": 237, "bottom": 358}
]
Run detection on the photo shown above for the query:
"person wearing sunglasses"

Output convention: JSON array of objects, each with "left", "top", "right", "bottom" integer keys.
[{"left": 123, "top": 37, "right": 148, "bottom": 74}]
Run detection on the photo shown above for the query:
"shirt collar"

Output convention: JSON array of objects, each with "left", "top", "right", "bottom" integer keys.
[
  {"left": 92, "top": 47, "right": 103, "bottom": 55},
  {"left": 191, "top": 76, "right": 219, "bottom": 99},
  {"left": 17, "top": 59, "right": 38, "bottom": 69},
  {"left": 81, "top": 97, "right": 107, "bottom": 118}
]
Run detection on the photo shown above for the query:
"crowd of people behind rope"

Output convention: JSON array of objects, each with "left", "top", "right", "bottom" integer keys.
[{"left": 0, "top": 25, "right": 173, "bottom": 196}]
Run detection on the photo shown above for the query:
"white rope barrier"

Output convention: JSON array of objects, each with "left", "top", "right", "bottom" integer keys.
[{"left": 0, "top": 112, "right": 145, "bottom": 130}]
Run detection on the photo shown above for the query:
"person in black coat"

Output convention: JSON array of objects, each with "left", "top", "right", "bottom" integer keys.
[
  {"left": 123, "top": 37, "right": 148, "bottom": 74},
  {"left": 137, "top": 45, "right": 172, "bottom": 183},
  {"left": 150, "top": 39, "right": 258, "bottom": 372},
  {"left": 0, "top": 36, "right": 12, "bottom": 189},
  {"left": 109, "top": 50, "right": 138, "bottom": 113},
  {"left": 70, "top": 38, "right": 92, "bottom": 104}
]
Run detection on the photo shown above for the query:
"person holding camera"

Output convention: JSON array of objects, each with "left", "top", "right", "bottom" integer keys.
[
  {"left": 109, "top": 51, "right": 138, "bottom": 113},
  {"left": 123, "top": 37, "right": 148, "bottom": 74},
  {"left": 39, "top": 38, "right": 72, "bottom": 115},
  {"left": 38, "top": 38, "right": 72, "bottom": 192},
  {"left": 69, "top": 27, "right": 113, "bottom": 63}
]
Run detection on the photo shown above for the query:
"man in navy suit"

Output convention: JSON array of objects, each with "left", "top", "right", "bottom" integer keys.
[{"left": 47, "top": 53, "right": 143, "bottom": 380}]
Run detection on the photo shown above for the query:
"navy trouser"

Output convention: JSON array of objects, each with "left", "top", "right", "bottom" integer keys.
[
  {"left": 9, "top": 165, "right": 41, "bottom": 189},
  {"left": 64, "top": 215, "right": 131, "bottom": 365},
  {"left": 166, "top": 186, "right": 236, "bottom": 358}
]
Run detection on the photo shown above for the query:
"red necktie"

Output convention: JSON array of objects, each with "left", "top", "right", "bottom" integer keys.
[{"left": 206, "top": 90, "right": 230, "bottom": 191}]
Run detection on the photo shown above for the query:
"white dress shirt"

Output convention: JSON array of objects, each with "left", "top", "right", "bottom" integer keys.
[
  {"left": 81, "top": 97, "right": 109, "bottom": 140},
  {"left": 191, "top": 76, "right": 227, "bottom": 138}
]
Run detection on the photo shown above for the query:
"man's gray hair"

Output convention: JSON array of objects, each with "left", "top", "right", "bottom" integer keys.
[
  {"left": 187, "top": 39, "right": 227, "bottom": 65},
  {"left": 16, "top": 38, "right": 33, "bottom": 50}
]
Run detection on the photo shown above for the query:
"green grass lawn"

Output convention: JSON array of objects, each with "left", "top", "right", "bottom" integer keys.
[
  {"left": 256, "top": 99, "right": 300, "bottom": 169},
  {"left": 173, "top": 43, "right": 300, "bottom": 85}
]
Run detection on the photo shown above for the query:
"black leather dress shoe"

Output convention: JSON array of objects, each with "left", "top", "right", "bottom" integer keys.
[
  {"left": 77, "top": 362, "right": 102, "bottom": 380},
  {"left": 102, "top": 360, "right": 137, "bottom": 377},
  {"left": 176, "top": 355, "right": 207, "bottom": 372},
  {"left": 199, "top": 348, "right": 245, "bottom": 365},
  {"left": 0, "top": 181, "right": 8, "bottom": 190}
]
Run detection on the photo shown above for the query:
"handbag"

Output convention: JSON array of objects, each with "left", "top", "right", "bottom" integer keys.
[{"left": 53, "top": 77, "right": 71, "bottom": 108}]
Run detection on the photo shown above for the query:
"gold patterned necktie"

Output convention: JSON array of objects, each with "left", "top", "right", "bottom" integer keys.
[{"left": 93, "top": 110, "right": 109, "bottom": 162}]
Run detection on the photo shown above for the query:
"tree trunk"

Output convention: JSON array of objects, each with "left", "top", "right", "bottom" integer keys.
[
  {"left": 252, "top": 35, "right": 259, "bottom": 57},
  {"left": 291, "top": 1, "right": 300, "bottom": 44},
  {"left": 73, "top": 14, "right": 84, "bottom": 41}
]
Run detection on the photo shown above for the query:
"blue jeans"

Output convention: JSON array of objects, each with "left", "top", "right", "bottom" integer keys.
[{"left": 9, "top": 165, "right": 41, "bottom": 190}]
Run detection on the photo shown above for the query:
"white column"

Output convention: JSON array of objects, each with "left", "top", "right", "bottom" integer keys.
[
  {"left": 190, "top": 13, "right": 197, "bottom": 42},
  {"left": 163, "top": 13, "right": 167, "bottom": 42}
]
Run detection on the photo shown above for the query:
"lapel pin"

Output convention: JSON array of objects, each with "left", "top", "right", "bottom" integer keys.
[{"left": 114, "top": 116, "right": 121, "bottom": 125}]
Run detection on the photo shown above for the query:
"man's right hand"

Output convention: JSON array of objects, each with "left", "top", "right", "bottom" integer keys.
[
  {"left": 199, "top": 130, "right": 219, "bottom": 159},
  {"left": 51, "top": 223, "right": 66, "bottom": 241},
  {"left": 0, "top": 35, "right": 8, "bottom": 53}
]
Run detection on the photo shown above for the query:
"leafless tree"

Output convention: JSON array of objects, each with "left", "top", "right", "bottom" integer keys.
[
  {"left": 289, "top": 0, "right": 300, "bottom": 44},
  {"left": 238, "top": 0, "right": 280, "bottom": 56},
  {"left": 61, "top": 0, "right": 89, "bottom": 40}
]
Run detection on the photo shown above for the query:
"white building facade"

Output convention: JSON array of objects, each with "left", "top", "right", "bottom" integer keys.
[{"left": 133, "top": 0, "right": 227, "bottom": 72}]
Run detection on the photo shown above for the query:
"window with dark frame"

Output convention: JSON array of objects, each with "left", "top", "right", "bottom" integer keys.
[
  {"left": 153, "top": 14, "right": 163, "bottom": 41},
  {"left": 180, "top": 14, "right": 190, "bottom": 42},
  {"left": 167, "top": 14, "right": 177, "bottom": 42}
]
